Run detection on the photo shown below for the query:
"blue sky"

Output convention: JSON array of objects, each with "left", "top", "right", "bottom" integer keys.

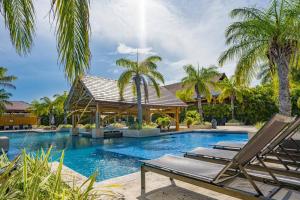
[{"left": 0, "top": 0, "right": 267, "bottom": 102}]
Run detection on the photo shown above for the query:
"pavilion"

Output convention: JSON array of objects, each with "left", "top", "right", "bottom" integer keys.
[{"left": 64, "top": 75, "right": 187, "bottom": 136}]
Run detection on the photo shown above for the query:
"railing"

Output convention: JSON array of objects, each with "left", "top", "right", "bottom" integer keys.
[{"left": 0, "top": 114, "right": 38, "bottom": 126}]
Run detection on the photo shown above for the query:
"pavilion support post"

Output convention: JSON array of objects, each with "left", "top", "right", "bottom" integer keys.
[
  {"left": 175, "top": 107, "right": 180, "bottom": 131},
  {"left": 144, "top": 107, "right": 151, "bottom": 123},
  {"left": 71, "top": 112, "right": 79, "bottom": 136},
  {"left": 92, "top": 103, "right": 104, "bottom": 138}
]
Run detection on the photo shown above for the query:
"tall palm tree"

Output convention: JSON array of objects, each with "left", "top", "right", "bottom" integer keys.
[
  {"left": 0, "top": 67, "right": 17, "bottom": 89},
  {"left": 0, "top": 0, "right": 91, "bottom": 81},
  {"left": 217, "top": 76, "right": 243, "bottom": 120},
  {"left": 181, "top": 65, "right": 219, "bottom": 118},
  {"left": 0, "top": 89, "right": 11, "bottom": 114},
  {"left": 219, "top": 0, "right": 300, "bottom": 116},
  {"left": 116, "top": 55, "right": 164, "bottom": 128}
]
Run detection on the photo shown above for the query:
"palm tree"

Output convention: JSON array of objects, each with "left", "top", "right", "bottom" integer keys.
[
  {"left": 0, "top": 67, "right": 17, "bottom": 89},
  {"left": 0, "top": 0, "right": 91, "bottom": 81},
  {"left": 53, "top": 91, "right": 68, "bottom": 124},
  {"left": 0, "top": 89, "right": 11, "bottom": 114},
  {"left": 217, "top": 76, "right": 243, "bottom": 120},
  {"left": 219, "top": 0, "right": 300, "bottom": 116},
  {"left": 116, "top": 55, "right": 164, "bottom": 128},
  {"left": 181, "top": 65, "right": 219, "bottom": 118}
]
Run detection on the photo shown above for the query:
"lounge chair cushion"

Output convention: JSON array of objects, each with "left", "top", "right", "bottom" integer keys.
[
  {"left": 213, "top": 141, "right": 246, "bottom": 150},
  {"left": 142, "top": 155, "right": 225, "bottom": 182},
  {"left": 188, "top": 147, "right": 237, "bottom": 160}
]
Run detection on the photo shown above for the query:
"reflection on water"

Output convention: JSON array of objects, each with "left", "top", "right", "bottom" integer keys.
[{"left": 1, "top": 131, "right": 248, "bottom": 181}]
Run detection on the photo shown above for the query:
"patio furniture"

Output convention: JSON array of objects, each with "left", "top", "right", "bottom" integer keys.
[
  {"left": 184, "top": 116, "right": 300, "bottom": 176},
  {"left": 141, "top": 114, "right": 295, "bottom": 199}
]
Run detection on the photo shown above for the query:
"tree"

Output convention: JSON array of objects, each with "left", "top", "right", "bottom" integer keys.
[
  {"left": 176, "top": 88, "right": 194, "bottom": 102},
  {"left": 219, "top": 0, "right": 300, "bottom": 116},
  {"left": 30, "top": 92, "right": 68, "bottom": 125},
  {"left": 116, "top": 55, "right": 164, "bottom": 128},
  {"left": 0, "top": 67, "right": 16, "bottom": 113},
  {"left": 0, "top": 67, "right": 17, "bottom": 89},
  {"left": 0, "top": 0, "right": 91, "bottom": 81},
  {"left": 0, "top": 89, "right": 11, "bottom": 114},
  {"left": 53, "top": 91, "right": 68, "bottom": 124},
  {"left": 217, "top": 76, "right": 243, "bottom": 120},
  {"left": 181, "top": 65, "right": 219, "bottom": 118}
]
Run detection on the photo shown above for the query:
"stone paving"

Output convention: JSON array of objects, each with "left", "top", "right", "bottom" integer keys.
[{"left": 49, "top": 126, "right": 300, "bottom": 200}]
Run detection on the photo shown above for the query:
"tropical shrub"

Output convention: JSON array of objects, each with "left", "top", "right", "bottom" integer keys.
[
  {"left": 185, "top": 117, "right": 193, "bottom": 128},
  {"left": 290, "top": 87, "right": 300, "bottom": 117},
  {"left": 184, "top": 110, "right": 202, "bottom": 128},
  {"left": 84, "top": 123, "right": 96, "bottom": 129},
  {"left": 235, "top": 85, "right": 278, "bottom": 125},
  {"left": 58, "top": 124, "right": 72, "bottom": 129},
  {"left": 255, "top": 122, "right": 265, "bottom": 129},
  {"left": 142, "top": 122, "right": 158, "bottom": 129},
  {"left": 156, "top": 117, "right": 171, "bottom": 129},
  {"left": 111, "top": 122, "right": 126, "bottom": 129},
  {"left": 0, "top": 148, "right": 104, "bottom": 200},
  {"left": 202, "top": 104, "right": 231, "bottom": 124}
]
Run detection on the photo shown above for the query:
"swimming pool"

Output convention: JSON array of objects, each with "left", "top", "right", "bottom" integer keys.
[{"left": 1, "top": 131, "right": 247, "bottom": 181}]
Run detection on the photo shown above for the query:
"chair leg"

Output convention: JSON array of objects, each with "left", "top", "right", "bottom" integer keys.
[
  {"left": 238, "top": 165, "right": 264, "bottom": 197},
  {"left": 141, "top": 166, "right": 146, "bottom": 195}
]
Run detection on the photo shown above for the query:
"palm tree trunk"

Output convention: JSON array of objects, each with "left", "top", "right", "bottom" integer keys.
[
  {"left": 275, "top": 53, "right": 291, "bottom": 116},
  {"left": 196, "top": 91, "right": 203, "bottom": 119},
  {"left": 231, "top": 95, "right": 235, "bottom": 120},
  {"left": 135, "top": 76, "right": 143, "bottom": 129},
  {"left": 64, "top": 109, "right": 67, "bottom": 124}
]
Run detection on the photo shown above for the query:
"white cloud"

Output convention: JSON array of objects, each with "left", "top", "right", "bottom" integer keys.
[
  {"left": 116, "top": 43, "right": 155, "bottom": 55},
  {"left": 89, "top": 0, "right": 264, "bottom": 83}
]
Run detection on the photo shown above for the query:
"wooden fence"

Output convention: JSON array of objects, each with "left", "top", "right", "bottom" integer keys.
[{"left": 0, "top": 114, "right": 38, "bottom": 126}]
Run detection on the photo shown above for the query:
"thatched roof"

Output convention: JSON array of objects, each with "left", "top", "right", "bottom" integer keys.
[
  {"left": 4, "top": 101, "right": 31, "bottom": 112},
  {"left": 164, "top": 73, "right": 226, "bottom": 99},
  {"left": 65, "top": 75, "right": 187, "bottom": 110}
]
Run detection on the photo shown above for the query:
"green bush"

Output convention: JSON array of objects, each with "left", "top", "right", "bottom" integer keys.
[
  {"left": 84, "top": 123, "right": 96, "bottom": 129},
  {"left": 235, "top": 85, "right": 278, "bottom": 125},
  {"left": 202, "top": 104, "right": 231, "bottom": 122},
  {"left": 255, "top": 121, "right": 265, "bottom": 129},
  {"left": 291, "top": 87, "right": 300, "bottom": 116},
  {"left": 156, "top": 117, "right": 171, "bottom": 128},
  {"left": 142, "top": 122, "right": 158, "bottom": 129},
  {"left": 0, "top": 147, "right": 117, "bottom": 199},
  {"left": 184, "top": 110, "right": 202, "bottom": 125},
  {"left": 58, "top": 124, "right": 72, "bottom": 129}
]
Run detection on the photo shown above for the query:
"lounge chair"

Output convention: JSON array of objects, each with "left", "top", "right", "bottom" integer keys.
[
  {"left": 141, "top": 114, "right": 294, "bottom": 198},
  {"left": 185, "top": 117, "right": 300, "bottom": 173}
]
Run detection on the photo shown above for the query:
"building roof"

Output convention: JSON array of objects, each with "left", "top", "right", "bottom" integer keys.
[
  {"left": 66, "top": 75, "right": 187, "bottom": 109},
  {"left": 4, "top": 101, "right": 31, "bottom": 112},
  {"left": 164, "top": 73, "right": 226, "bottom": 99}
]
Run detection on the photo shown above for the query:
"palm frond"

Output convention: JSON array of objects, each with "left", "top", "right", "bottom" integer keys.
[
  {"left": 117, "top": 70, "right": 133, "bottom": 100},
  {"left": 0, "top": 0, "right": 35, "bottom": 55},
  {"left": 116, "top": 58, "right": 137, "bottom": 70},
  {"left": 141, "top": 76, "right": 149, "bottom": 103},
  {"left": 0, "top": 67, "right": 17, "bottom": 89},
  {"left": 145, "top": 56, "right": 162, "bottom": 63},
  {"left": 51, "top": 0, "right": 91, "bottom": 82},
  {"left": 149, "top": 70, "right": 164, "bottom": 84},
  {"left": 146, "top": 75, "right": 161, "bottom": 97}
]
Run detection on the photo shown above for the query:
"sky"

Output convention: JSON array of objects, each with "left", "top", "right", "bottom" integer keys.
[{"left": 0, "top": 0, "right": 268, "bottom": 102}]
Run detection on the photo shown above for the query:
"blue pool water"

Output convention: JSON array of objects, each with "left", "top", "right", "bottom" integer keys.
[{"left": 1, "top": 131, "right": 247, "bottom": 181}]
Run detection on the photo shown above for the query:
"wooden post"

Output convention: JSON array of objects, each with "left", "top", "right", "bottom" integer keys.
[
  {"left": 96, "top": 103, "right": 100, "bottom": 129},
  {"left": 71, "top": 113, "right": 75, "bottom": 128},
  {"left": 175, "top": 107, "right": 179, "bottom": 131}
]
